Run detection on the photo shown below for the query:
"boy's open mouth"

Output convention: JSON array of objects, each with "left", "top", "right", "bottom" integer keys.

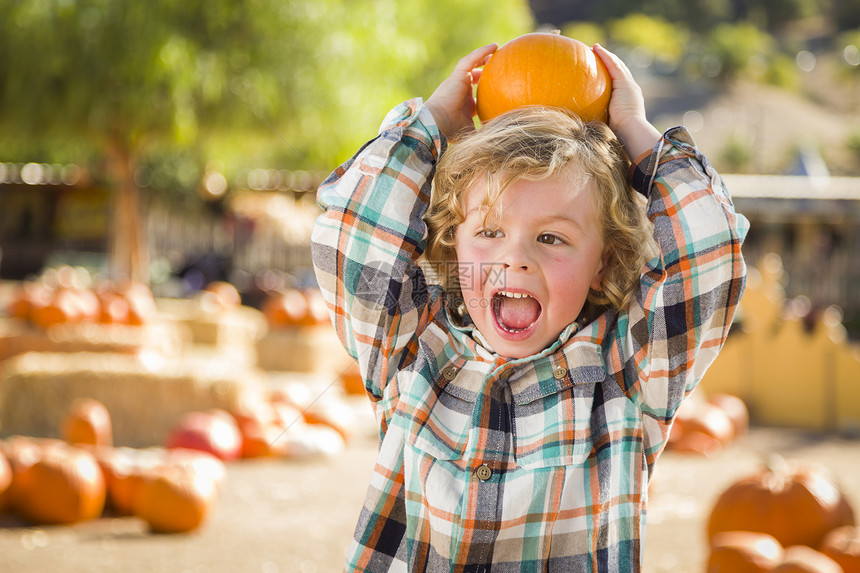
[{"left": 492, "top": 291, "right": 542, "bottom": 333}]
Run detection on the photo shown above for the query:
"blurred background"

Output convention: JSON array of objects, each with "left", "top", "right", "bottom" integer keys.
[
  {"left": 2, "top": 0, "right": 860, "bottom": 325},
  {"left": 1, "top": 1, "right": 860, "bottom": 572}
]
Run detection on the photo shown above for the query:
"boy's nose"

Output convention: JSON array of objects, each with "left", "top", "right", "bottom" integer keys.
[{"left": 500, "top": 241, "right": 533, "bottom": 271}]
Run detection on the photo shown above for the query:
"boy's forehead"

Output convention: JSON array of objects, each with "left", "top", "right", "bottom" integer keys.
[{"left": 463, "top": 164, "right": 591, "bottom": 210}]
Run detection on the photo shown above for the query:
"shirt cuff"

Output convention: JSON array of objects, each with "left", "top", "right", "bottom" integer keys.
[
  {"left": 379, "top": 98, "right": 446, "bottom": 159},
  {"left": 627, "top": 147, "right": 656, "bottom": 197},
  {"left": 627, "top": 126, "right": 697, "bottom": 196}
]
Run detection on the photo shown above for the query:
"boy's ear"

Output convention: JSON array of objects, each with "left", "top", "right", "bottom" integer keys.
[{"left": 590, "top": 247, "right": 612, "bottom": 291}]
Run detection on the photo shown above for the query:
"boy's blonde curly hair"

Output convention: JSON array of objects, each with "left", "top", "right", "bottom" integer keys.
[{"left": 425, "top": 106, "right": 656, "bottom": 320}]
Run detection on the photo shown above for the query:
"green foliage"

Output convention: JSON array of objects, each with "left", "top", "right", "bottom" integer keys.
[
  {"left": 764, "top": 52, "right": 800, "bottom": 89},
  {"left": 291, "top": 0, "right": 532, "bottom": 168},
  {"left": 831, "top": 0, "right": 860, "bottom": 31},
  {"left": 719, "top": 133, "right": 755, "bottom": 173},
  {"left": 838, "top": 28, "right": 860, "bottom": 77},
  {"left": 745, "top": 0, "right": 817, "bottom": 31},
  {"left": 561, "top": 22, "right": 606, "bottom": 47},
  {"left": 846, "top": 130, "right": 860, "bottom": 162},
  {"left": 607, "top": 14, "right": 689, "bottom": 67},
  {"left": 0, "top": 0, "right": 532, "bottom": 192},
  {"left": 563, "top": 0, "right": 731, "bottom": 33},
  {"left": 707, "top": 22, "right": 774, "bottom": 82}
]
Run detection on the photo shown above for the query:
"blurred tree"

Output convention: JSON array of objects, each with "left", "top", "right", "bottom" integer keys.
[
  {"left": 707, "top": 22, "right": 774, "bottom": 82},
  {"left": 832, "top": 0, "right": 860, "bottom": 31},
  {"left": 838, "top": 28, "right": 860, "bottom": 79},
  {"left": 846, "top": 130, "right": 860, "bottom": 163},
  {"left": 0, "top": 0, "right": 531, "bottom": 282},
  {"left": 733, "top": 0, "right": 817, "bottom": 31},
  {"left": 607, "top": 14, "right": 689, "bottom": 69},
  {"left": 537, "top": 0, "right": 731, "bottom": 33},
  {"left": 764, "top": 52, "right": 800, "bottom": 89},
  {"left": 561, "top": 22, "right": 606, "bottom": 47},
  {"left": 720, "top": 132, "right": 755, "bottom": 172}
]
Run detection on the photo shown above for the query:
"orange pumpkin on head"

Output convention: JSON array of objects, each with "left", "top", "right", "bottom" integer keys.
[{"left": 476, "top": 31, "right": 612, "bottom": 124}]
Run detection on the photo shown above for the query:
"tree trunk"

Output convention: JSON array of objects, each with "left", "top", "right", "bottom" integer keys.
[{"left": 107, "top": 139, "right": 148, "bottom": 285}]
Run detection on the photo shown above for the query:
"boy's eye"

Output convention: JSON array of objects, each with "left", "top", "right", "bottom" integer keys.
[
  {"left": 538, "top": 233, "right": 565, "bottom": 245},
  {"left": 480, "top": 229, "right": 502, "bottom": 239}
]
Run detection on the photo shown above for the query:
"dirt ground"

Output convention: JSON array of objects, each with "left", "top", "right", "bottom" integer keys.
[{"left": 1, "top": 405, "right": 859, "bottom": 573}]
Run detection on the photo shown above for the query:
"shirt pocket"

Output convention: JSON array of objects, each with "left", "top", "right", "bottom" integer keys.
[
  {"left": 408, "top": 380, "right": 473, "bottom": 461},
  {"left": 511, "top": 351, "right": 605, "bottom": 470}
]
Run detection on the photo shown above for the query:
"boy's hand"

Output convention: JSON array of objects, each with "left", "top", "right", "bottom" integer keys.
[
  {"left": 425, "top": 43, "right": 497, "bottom": 141},
  {"left": 593, "top": 44, "right": 661, "bottom": 160}
]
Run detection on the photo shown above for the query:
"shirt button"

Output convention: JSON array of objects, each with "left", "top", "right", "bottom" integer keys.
[
  {"left": 553, "top": 366, "right": 568, "bottom": 379},
  {"left": 442, "top": 366, "right": 457, "bottom": 381},
  {"left": 475, "top": 464, "right": 492, "bottom": 481}
]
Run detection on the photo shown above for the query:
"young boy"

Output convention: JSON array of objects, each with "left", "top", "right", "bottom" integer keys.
[{"left": 311, "top": 42, "right": 748, "bottom": 572}]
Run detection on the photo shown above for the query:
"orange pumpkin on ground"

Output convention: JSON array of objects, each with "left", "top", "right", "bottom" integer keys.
[
  {"left": 92, "top": 446, "right": 142, "bottom": 515},
  {"left": 0, "top": 450, "right": 11, "bottom": 513},
  {"left": 667, "top": 397, "right": 735, "bottom": 456},
  {"left": 232, "top": 408, "right": 284, "bottom": 459},
  {"left": 708, "top": 393, "right": 750, "bottom": 437},
  {"left": 278, "top": 423, "right": 346, "bottom": 459},
  {"left": 118, "top": 281, "right": 157, "bottom": 325},
  {"left": 300, "top": 288, "right": 330, "bottom": 326},
  {"left": 820, "top": 525, "right": 860, "bottom": 572},
  {"left": 476, "top": 31, "right": 611, "bottom": 124},
  {"left": 8, "top": 283, "right": 37, "bottom": 320},
  {"left": 267, "top": 400, "right": 309, "bottom": 454},
  {"left": 72, "top": 287, "right": 101, "bottom": 322},
  {"left": 29, "top": 287, "right": 84, "bottom": 328},
  {"left": 680, "top": 401, "right": 735, "bottom": 444},
  {"left": 165, "top": 448, "right": 226, "bottom": 488},
  {"left": 302, "top": 397, "right": 357, "bottom": 443},
  {"left": 165, "top": 410, "right": 243, "bottom": 461},
  {"left": 772, "top": 545, "right": 843, "bottom": 573},
  {"left": 707, "top": 458, "right": 856, "bottom": 548},
  {"left": 0, "top": 436, "right": 64, "bottom": 514},
  {"left": 707, "top": 531, "right": 784, "bottom": 573},
  {"left": 204, "top": 281, "right": 242, "bottom": 309},
  {"left": 134, "top": 466, "right": 219, "bottom": 533},
  {"left": 62, "top": 397, "right": 113, "bottom": 447},
  {"left": 669, "top": 426, "right": 724, "bottom": 457},
  {"left": 97, "top": 291, "right": 131, "bottom": 324},
  {"left": 91, "top": 446, "right": 166, "bottom": 516},
  {"left": 262, "top": 289, "right": 309, "bottom": 328},
  {"left": 14, "top": 444, "right": 106, "bottom": 525},
  {"left": 340, "top": 361, "right": 366, "bottom": 396}
]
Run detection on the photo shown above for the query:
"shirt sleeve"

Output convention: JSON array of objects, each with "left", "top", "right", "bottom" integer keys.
[
  {"left": 616, "top": 127, "right": 749, "bottom": 462},
  {"left": 311, "top": 99, "right": 444, "bottom": 410}
]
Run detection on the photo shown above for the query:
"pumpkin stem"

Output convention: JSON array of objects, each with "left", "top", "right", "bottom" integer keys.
[
  {"left": 764, "top": 453, "right": 790, "bottom": 474},
  {"left": 551, "top": 29, "right": 561, "bottom": 35}
]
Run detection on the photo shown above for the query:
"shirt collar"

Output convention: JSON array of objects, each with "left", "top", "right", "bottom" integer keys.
[{"left": 446, "top": 302, "right": 583, "bottom": 364}]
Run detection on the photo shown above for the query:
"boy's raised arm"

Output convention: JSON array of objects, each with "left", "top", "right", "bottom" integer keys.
[
  {"left": 594, "top": 45, "right": 748, "bottom": 463},
  {"left": 593, "top": 43, "right": 661, "bottom": 161},
  {"left": 311, "top": 45, "right": 495, "bottom": 412},
  {"left": 425, "top": 43, "right": 497, "bottom": 141},
  {"left": 311, "top": 101, "right": 442, "bottom": 404}
]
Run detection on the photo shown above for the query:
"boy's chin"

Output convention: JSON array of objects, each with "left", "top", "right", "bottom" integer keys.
[{"left": 489, "top": 334, "right": 549, "bottom": 360}]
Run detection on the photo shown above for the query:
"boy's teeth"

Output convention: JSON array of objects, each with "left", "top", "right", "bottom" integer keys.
[{"left": 500, "top": 291, "right": 529, "bottom": 299}]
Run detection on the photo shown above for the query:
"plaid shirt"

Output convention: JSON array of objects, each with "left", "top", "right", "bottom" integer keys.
[{"left": 311, "top": 99, "right": 748, "bottom": 572}]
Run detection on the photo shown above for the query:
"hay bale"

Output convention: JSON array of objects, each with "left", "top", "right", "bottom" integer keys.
[
  {"left": 0, "top": 351, "right": 262, "bottom": 448},
  {"left": 0, "top": 318, "right": 190, "bottom": 364},
  {"left": 256, "top": 325, "right": 353, "bottom": 374},
  {"left": 156, "top": 299, "right": 266, "bottom": 366}
]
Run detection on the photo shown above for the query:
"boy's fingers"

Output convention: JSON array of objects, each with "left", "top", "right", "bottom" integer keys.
[
  {"left": 593, "top": 43, "right": 633, "bottom": 81},
  {"left": 455, "top": 43, "right": 498, "bottom": 73}
]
